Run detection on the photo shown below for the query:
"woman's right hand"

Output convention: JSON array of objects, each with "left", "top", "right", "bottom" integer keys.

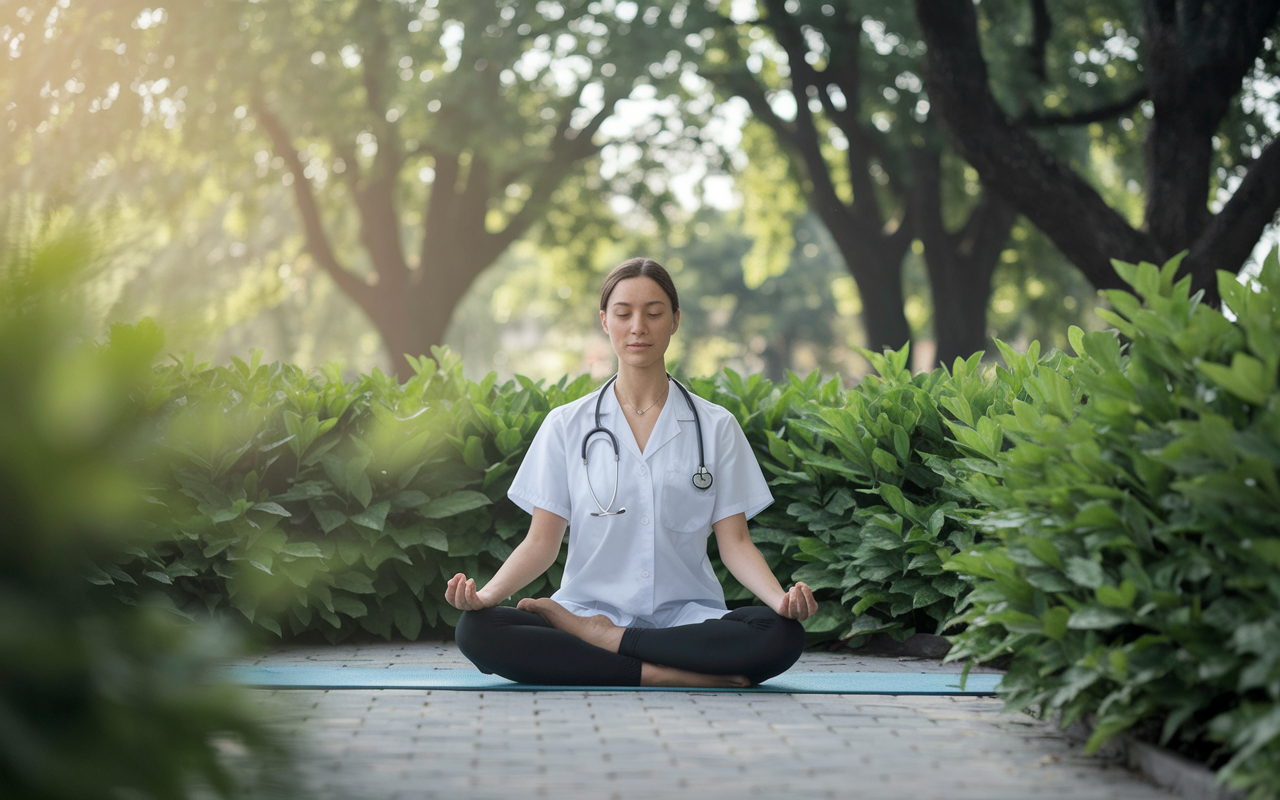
[{"left": 445, "top": 573, "right": 498, "bottom": 611}]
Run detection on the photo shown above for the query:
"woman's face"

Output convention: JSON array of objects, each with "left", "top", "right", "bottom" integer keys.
[{"left": 600, "top": 276, "right": 680, "bottom": 369}]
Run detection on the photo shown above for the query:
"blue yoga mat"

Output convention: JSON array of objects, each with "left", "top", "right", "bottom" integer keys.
[{"left": 218, "top": 666, "right": 1001, "bottom": 695}]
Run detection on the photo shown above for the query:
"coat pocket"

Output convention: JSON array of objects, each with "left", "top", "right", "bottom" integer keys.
[{"left": 660, "top": 468, "right": 717, "bottom": 534}]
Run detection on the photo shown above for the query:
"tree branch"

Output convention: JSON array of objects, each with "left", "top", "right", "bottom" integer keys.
[
  {"left": 954, "top": 190, "right": 1017, "bottom": 267},
  {"left": 913, "top": 0, "right": 1154, "bottom": 290},
  {"left": 1187, "top": 134, "right": 1280, "bottom": 292},
  {"left": 1028, "top": 0, "right": 1052, "bottom": 83},
  {"left": 760, "top": 0, "right": 888, "bottom": 230},
  {"left": 420, "top": 152, "right": 460, "bottom": 272},
  {"left": 716, "top": 67, "right": 801, "bottom": 151},
  {"left": 253, "top": 99, "right": 377, "bottom": 313},
  {"left": 354, "top": 0, "right": 402, "bottom": 182},
  {"left": 1020, "top": 85, "right": 1148, "bottom": 127},
  {"left": 478, "top": 96, "right": 615, "bottom": 264}
]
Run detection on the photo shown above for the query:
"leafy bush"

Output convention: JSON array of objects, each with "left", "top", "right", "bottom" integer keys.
[
  {"left": 944, "top": 253, "right": 1280, "bottom": 799},
  {"left": 0, "top": 215, "right": 277, "bottom": 800},
  {"left": 702, "top": 343, "right": 1064, "bottom": 645},
  {"left": 102, "top": 348, "right": 591, "bottom": 642}
]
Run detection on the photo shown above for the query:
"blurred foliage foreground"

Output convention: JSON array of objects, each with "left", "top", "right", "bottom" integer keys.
[
  {"left": 5, "top": 219, "right": 1279, "bottom": 798},
  {"left": 0, "top": 228, "right": 288, "bottom": 799}
]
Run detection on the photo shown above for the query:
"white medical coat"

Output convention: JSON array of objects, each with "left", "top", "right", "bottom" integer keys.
[{"left": 507, "top": 381, "right": 774, "bottom": 628}]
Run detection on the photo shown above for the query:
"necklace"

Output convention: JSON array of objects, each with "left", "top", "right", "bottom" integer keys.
[{"left": 620, "top": 379, "right": 669, "bottom": 415}]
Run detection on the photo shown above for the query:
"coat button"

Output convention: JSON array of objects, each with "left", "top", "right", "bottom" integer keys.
[
  {"left": 639, "top": 466, "right": 647, "bottom": 476},
  {"left": 641, "top": 516, "right": 650, "bottom": 525},
  {"left": 641, "top": 570, "right": 650, "bottom": 578}
]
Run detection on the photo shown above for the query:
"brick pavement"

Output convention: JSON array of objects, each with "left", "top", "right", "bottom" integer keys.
[{"left": 230, "top": 642, "right": 1175, "bottom": 800}]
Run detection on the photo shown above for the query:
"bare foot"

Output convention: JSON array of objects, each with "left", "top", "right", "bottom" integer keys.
[
  {"left": 517, "top": 597, "right": 625, "bottom": 653},
  {"left": 641, "top": 663, "right": 751, "bottom": 689}
]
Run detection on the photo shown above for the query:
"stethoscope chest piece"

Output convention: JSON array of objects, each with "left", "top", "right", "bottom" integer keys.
[{"left": 692, "top": 467, "right": 713, "bottom": 490}]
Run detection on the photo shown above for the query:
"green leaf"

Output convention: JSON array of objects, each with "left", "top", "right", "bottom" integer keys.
[
  {"left": 767, "top": 431, "right": 796, "bottom": 470},
  {"left": 940, "top": 395, "right": 974, "bottom": 427},
  {"left": 850, "top": 593, "right": 885, "bottom": 616},
  {"left": 1067, "top": 605, "right": 1129, "bottom": 630},
  {"left": 85, "top": 563, "right": 114, "bottom": 585},
  {"left": 1064, "top": 557, "right": 1105, "bottom": 589},
  {"left": 351, "top": 473, "right": 374, "bottom": 509},
  {"left": 872, "top": 448, "right": 901, "bottom": 476},
  {"left": 797, "top": 602, "right": 851, "bottom": 634},
  {"left": 892, "top": 428, "right": 911, "bottom": 465},
  {"left": 387, "top": 525, "right": 447, "bottom": 551},
  {"left": 1042, "top": 606, "right": 1070, "bottom": 641},
  {"left": 280, "top": 542, "right": 323, "bottom": 558},
  {"left": 494, "top": 427, "right": 524, "bottom": 457},
  {"left": 350, "top": 500, "right": 391, "bottom": 531},
  {"left": 252, "top": 501, "right": 291, "bottom": 517},
  {"left": 463, "top": 436, "right": 487, "bottom": 470},
  {"left": 393, "top": 600, "right": 423, "bottom": 640},
  {"left": 420, "top": 491, "right": 492, "bottom": 519},
  {"left": 332, "top": 594, "right": 369, "bottom": 618},
  {"left": 1197, "top": 352, "right": 1273, "bottom": 406},
  {"left": 1096, "top": 580, "right": 1137, "bottom": 610},
  {"left": 841, "top": 614, "right": 895, "bottom": 639},
  {"left": 311, "top": 506, "right": 346, "bottom": 534},
  {"left": 333, "top": 571, "right": 376, "bottom": 594},
  {"left": 877, "top": 484, "right": 908, "bottom": 517},
  {"left": 795, "top": 537, "right": 835, "bottom": 562},
  {"left": 1025, "top": 537, "right": 1062, "bottom": 569}
]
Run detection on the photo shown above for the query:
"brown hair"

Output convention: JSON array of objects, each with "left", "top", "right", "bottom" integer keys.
[{"left": 599, "top": 257, "right": 680, "bottom": 313}]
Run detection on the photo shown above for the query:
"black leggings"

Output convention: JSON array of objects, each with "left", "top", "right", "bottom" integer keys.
[{"left": 455, "top": 605, "right": 805, "bottom": 687}]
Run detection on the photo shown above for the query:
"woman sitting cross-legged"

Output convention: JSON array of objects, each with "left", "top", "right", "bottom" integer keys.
[{"left": 445, "top": 257, "right": 817, "bottom": 688}]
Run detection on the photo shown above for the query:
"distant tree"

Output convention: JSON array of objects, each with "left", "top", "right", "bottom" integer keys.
[
  {"left": 2, "top": 0, "right": 701, "bottom": 379},
  {"left": 672, "top": 210, "right": 856, "bottom": 381},
  {"left": 914, "top": 0, "right": 1280, "bottom": 301},
  {"left": 694, "top": 0, "right": 1017, "bottom": 366}
]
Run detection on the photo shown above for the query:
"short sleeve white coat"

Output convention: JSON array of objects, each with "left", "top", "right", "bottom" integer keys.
[{"left": 507, "top": 381, "right": 774, "bottom": 628}]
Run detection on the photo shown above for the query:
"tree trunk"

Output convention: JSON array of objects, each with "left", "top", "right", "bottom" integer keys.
[
  {"left": 762, "top": 330, "right": 792, "bottom": 383},
  {"left": 360, "top": 255, "right": 487, "bottom": 380},
  {"left": 912, "top": 150, "right": 1016, "bottom": 369},
  {"left": 849, "top": 250, "right": 912, "bottom": 354},
  {"left": 815, "top": 208, "right": 912, "bottom": 354}
]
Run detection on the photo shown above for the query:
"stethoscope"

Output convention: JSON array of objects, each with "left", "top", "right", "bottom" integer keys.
[{"left": 582, "top": 374, "right": 713, "bottom": 517}]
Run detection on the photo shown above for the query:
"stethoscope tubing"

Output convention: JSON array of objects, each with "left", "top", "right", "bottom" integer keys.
[{"left": 582, "top": 374, "right": 711, "bottom": 517}]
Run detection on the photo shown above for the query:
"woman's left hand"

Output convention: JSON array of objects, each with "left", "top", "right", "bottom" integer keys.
[{"left": 776, "top": 581, "right": 818, "bottom": 622}]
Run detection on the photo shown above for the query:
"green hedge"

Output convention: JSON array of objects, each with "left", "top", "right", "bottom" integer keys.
[
  {"left": 695, "top": 344, "right": 1063, "bottom": 643},
  {"left": 945, "top": 253, "right": 1280, "bottom": 799},
  {"left": 103, "top": 348, "right": 593, "bottom": 642}
]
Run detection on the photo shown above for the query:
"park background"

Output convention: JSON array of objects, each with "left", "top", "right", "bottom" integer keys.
[
  {"left": 8, "top": 0, "right": 1278, "bottom": 383},
  {"left": 3, "top": 1, "right": 1280, "bottom": 799}
]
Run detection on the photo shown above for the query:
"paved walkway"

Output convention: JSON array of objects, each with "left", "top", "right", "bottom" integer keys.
[{"left": 231, "top": 641, "right": 1175, "bottom": 800}]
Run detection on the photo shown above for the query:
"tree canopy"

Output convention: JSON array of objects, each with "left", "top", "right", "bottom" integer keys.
[
  {"left": 3, "top": 0, "right": 710, "bottom": 378},
  {"left": 5, "top": 0, "right": 1278, "bottom": 377}
]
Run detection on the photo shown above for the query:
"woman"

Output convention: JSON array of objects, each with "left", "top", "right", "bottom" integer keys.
[{"left": 446, "top": 257, "right": 817, "bottom": 687}]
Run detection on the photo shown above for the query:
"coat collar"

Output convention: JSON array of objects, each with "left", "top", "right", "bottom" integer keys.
[{"left": 596, "top": 377, "right": 696, "bottom": 460}]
